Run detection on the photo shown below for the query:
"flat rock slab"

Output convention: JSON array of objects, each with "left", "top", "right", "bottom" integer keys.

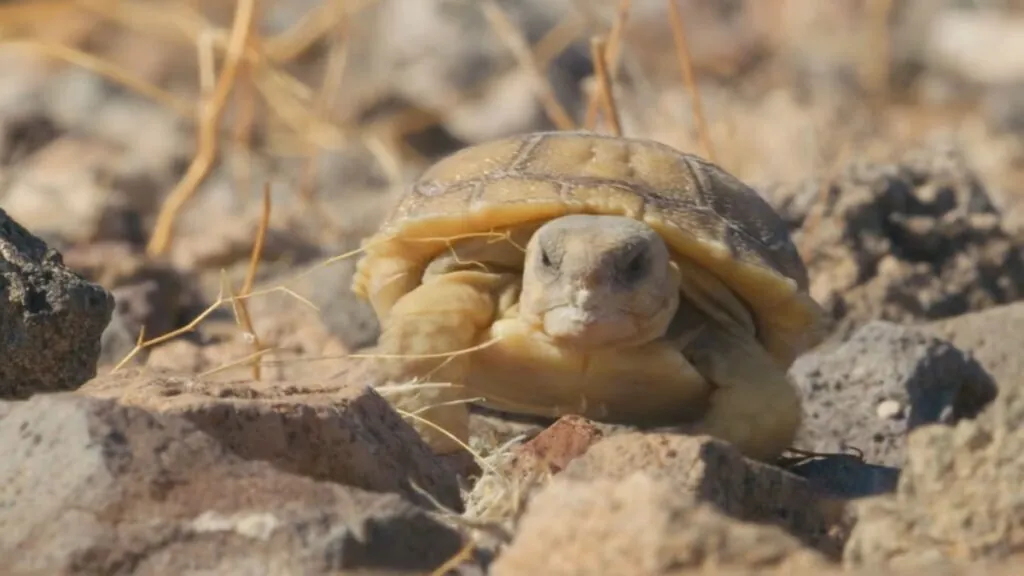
[
  {"left": 0, "top": 393, "right": 466, "bottom": 575},
  {"left": 790, "top": 320, "right": 997, "bottom": 468},
  {"left": 79, "top": 368, "right": 463, "bottom": 512},
  {"left": 0, "top": 207, "right": 113, "bottom": 398}
]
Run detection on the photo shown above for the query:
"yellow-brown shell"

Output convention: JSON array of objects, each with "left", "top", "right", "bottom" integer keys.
[{"left": 353, "top": 131, "right": 827, "bottom": 366}]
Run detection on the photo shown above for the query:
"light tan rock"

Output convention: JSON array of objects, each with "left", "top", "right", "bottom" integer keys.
[
  {"left": 559, "top": 432, "right": 844, "bottom": 557},
  {"left": 79, "top": 368, "right": 463, "bottom": 512},
  {"left": 0, "top": 393, "right": 467, "bottom": 575},
  {"left": 491, "top": 471, "right": 831, "bottom": 576}
]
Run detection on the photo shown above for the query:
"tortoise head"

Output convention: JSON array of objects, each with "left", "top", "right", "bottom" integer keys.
[{"left": 519, "top": 213, "right": 681, "bottom": 349}]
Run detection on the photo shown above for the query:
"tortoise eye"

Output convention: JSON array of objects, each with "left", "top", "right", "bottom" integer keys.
[
  {"left": 540, "top": 249, "right": 554, "bottom": 269},
  {"left": 621, "top": 250, "right": 647, "bottom": 282}
]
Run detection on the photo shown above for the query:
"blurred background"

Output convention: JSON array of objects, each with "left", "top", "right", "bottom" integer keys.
[{"left": 2, "top": 0, "right": 1023, "bottom": 377}]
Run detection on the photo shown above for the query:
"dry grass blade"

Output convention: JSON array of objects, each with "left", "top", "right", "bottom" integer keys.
[
  {"left": 392, "top": 407, "right": 496, "bottom": 478},
  {"left": 111, "top": 290, "right": 225, "bottom": 373},
  {"left": 225, "top": 183, "right": 272, "bottom": 380},
  {"left": 666, "top": 0, "right": 716, "bottom": 163},
  {"left": 480, "top": 0, "right": 576, "bottom": 131},
  {"left": 533, "top": 14, "right": 585, "bottom": 70},
  {"left": 590, "top": 36, "right": 622, "bottom": 136},
  {"left": 146, "top": 0, "right": 257, "bottom": 257},
  {"left": 262, "top": 0, "right": 376, "bottom": 62},
  {"left": 429, "top": 539, "right": 477, "bottom": 576},
  {"left": 584, "top": 0, "right": 632, "bottom": 129},
  {"left": 347, "top": 337, "right": 503, "bottom": 361}
]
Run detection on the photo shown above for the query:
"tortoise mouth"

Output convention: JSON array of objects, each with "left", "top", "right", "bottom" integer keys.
[{"left": 539, "top": 305, "right": 646, "bottom": 349}]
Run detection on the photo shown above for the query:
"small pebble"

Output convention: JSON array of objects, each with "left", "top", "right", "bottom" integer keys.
[{"left": 876, "top": 400, "right": 904, "bottom": 420}]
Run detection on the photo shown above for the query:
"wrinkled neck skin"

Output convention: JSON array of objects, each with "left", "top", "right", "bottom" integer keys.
[{"left": 517, "top": 214, "right": 682, "bottom": 351}]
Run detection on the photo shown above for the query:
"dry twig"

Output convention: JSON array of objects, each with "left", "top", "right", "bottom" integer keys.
[
  {"left": 590, "top": 36, "right": 622, "bottom": 136},
  {"left": 584, "top": 0, "right": 631, "bottom": 129},
  {"left": 666, "top": 0, "right": 716, "bottom": 162},
  {"left": 223, "top": 182, "right": 272, "bottom": 380},
  {"left": 145, "top": 0, "right": 257, "bottom": 257}
]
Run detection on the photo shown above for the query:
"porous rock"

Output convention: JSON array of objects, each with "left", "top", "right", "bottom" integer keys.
[
  {"left": 843, "top": 369, "right": 1024, "bottom": 568},
  {"left": 79, "top": 369, "right": 463, "bottom": 512},
  {"left": 790, "top": 320, "right": 997, "bottom": 468},
  {"left": 0, "top": 207, "right": 114, "bottom": 398},
  {"left": 0, "top": 393, "right": 465, "bottom": 575},
  {"left": 557, "top": 432, "right": 842, "bottom": 557},
  {"left": 783, "top": 144, "right": 1024, "bottom": 337},
  {"left": 490, "top": 470, "right": 831, "bottom": 576}
]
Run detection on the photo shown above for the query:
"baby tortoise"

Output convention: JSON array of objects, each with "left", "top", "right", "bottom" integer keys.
[{"left": 352, "top": 131, "right": 828, "bottom": 462}]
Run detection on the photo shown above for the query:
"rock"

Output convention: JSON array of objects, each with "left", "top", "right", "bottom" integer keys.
[
  {"left": 790, "top": 144, "right": 1024, "bottom": 337},
  {"left": 61, "top": 241, "right": 200, "bottom": 367},
  {"left": 0, "top": 208, "right": 114, "bottom": 398},
  {"left": 79, "top": 369, "right": 463, "bottom": 512},
  {"left": 843, "top": 366, "right": 1024, "bottom": 569},
  {"left": 558, "top": 432, "right": 843, "bottom": 557},
  {"left": 923, "top": 300, "right": 1024, "bottom": 390},
  {"left": 254, "top": 256, "right": 382, "bottom": 353},
  {"left": 490, "top": 471, "right": 831, "bottom": 576},
  {"left": 467, "top": 404, "right": 552, "bottom": 454},
  {"left": 790, "top": 321, "right": 997, "bottom": 468},
  {"left": 0, "top": 136, "right": 139, "bottom": 246},
  {"left": 508, "top": 415, "right": 605, "bottom": 477},
  {"left": 0, "top": 110, "right": 61, "bottom": 166},
  {"left": 0, "top": 393, "right": 466, "bottom": 575}
]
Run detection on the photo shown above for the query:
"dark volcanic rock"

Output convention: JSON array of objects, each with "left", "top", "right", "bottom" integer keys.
[
  {"left": 790, "top": 321, "right": 997, "bottom": 468},
  {"left": 0, "top": 208, "right": 114, "bottom": 398}
]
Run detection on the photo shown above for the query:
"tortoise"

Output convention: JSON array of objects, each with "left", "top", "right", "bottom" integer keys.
[{"left": 351, "top": 131, "right": 828, "bottom": 462}]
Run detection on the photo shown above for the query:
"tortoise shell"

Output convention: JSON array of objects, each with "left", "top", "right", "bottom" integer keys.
[{"left": 353, "top": 131, "right": 827, "bottom": 366}]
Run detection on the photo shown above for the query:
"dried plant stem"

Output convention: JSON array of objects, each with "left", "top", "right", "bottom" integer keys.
[
  {"left": 584, "top": 0, "right": 632, "bottom": 129},
  {"left": 666, "top": 0, "right": 716, "bottom": 163},
  {"left": 146, "top": 0, "right": 257, "bottom": 257},
  {"left": 590, "top": 36, "right": 622, "bottom": 136},
  {"left": 225, "top": 182, "right": 272, "bottom": 380}
]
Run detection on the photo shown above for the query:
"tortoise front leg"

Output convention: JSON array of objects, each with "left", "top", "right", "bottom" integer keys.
[
  {"left": 670, "top": 258, "right": 802, "bottom": 462},
  {"left": 682, "top": 326, "right": 802, "bottom": 462},
  {"left": 371, "top": 268, "right": 520, "bottom": 454}
]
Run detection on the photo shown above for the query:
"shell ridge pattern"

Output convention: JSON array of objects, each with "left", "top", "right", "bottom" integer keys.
[
  {"left": 682, "top": 154, "right": 777, "bottom": 269},
  {"left": 467, "top": 177, "right": 487, "bottom": 214},
  {"left": 624, "top": 140, "right": 639, "bottom": 182},
  {"left": 507, "top": 132, "right": 546, "bottom": 176}
]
